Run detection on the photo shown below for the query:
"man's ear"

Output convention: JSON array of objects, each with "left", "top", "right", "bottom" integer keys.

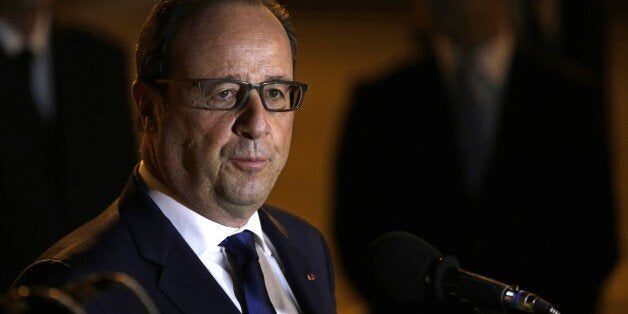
[{"left": 132, "top": 80, "right": 160, "bottom": 132}]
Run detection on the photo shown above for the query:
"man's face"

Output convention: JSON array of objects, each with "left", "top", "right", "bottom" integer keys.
[{"left": 147, "top": 3, "right": 295, "bottom": 223}]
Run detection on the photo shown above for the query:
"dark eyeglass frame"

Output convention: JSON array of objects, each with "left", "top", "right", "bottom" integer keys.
[{"left": 153, "top": 78, "right": 309, "bottom": 112}]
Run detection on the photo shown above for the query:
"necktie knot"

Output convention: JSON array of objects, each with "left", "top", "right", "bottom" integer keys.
[{"left": 221, "top": 230, "right": 258, "bottom": 264}]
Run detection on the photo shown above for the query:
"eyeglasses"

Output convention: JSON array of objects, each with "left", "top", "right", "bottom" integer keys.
[{"left": 154, "top": 78, "right": 308, "bottom": 112}]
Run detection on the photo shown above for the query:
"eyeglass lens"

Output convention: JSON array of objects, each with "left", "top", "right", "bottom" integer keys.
[{"left": 197, "top": 81, "right": 303, "bottom": 111}]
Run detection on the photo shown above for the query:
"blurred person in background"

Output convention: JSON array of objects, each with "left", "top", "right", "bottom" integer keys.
[
  {"left": 334, "top": 0, "right": 617, "bottom": 313},
  {"left": 0, "top": 0, "right": 137, "bottom": 291}
]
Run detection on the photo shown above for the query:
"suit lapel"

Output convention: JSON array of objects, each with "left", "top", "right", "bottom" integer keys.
[
  {"left": 118, "top": 171, "right": 239, "bottom": 314},
  {"left": 259, "top": 209, "right": 328, "bottom": 314},
  {"left": 157, "top": 241, "right": 238, "bottom": 314}
]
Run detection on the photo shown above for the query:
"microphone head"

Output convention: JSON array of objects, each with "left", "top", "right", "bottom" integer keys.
[{"left": 364, "top": 231, "right": 443, "bottom": 301}]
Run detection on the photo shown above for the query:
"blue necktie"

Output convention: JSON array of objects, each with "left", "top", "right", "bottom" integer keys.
[{"left": 220, "top": 230, "right": 276, "bottom": 314}]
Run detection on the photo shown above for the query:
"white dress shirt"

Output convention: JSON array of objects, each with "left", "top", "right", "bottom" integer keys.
[{"left": 138, "top": 161, "right": 300, "bottom": 313}]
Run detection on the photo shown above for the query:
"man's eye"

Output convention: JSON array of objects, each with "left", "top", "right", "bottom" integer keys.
[
  {"left": 267, "top": 88, "right": 285, "bottom": 100},
  {"left": 203, "top": 86, "right": 239, "bottom": 108},
  {"left": 215, "top": 90, "right": 236, "bottom": 99}
]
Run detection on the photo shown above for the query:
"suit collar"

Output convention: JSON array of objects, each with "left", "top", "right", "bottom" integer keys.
[
  {"left": 259, "top": 208, "right": 330, "bottom": 314},
  {"left": 0, "top": 13, "right": 52, "bottom": 57},
  {"left": 117, "top": 168, "right": 330, "bottom": 313},
  {"left": 117, "top": 169, "right": 239, "bottom": 314},
  {"left": 137, "top": 160, "right": 271, "bottom": 258}
]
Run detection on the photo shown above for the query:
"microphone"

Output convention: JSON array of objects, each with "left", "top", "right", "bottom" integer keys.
[{"left": 364, "top": 231, "right": 561, "bottom": 314}]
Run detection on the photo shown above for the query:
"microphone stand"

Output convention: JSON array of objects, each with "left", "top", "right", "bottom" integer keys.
[
  {"left": 62, "top": 272, "right": 159, "bottom": 314},
  {"left": 1, "top": 272, "right": 159, "bottom": 314},
  {"left": 2, "top": 285, "right": 85, "bottom": 313}
]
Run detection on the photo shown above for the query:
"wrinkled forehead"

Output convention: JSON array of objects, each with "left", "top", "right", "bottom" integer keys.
[
  {"left": 170, "top": 2, "right": 293, "bottom": 78},
  {"left": 174, "top": 2, "right": 289, "bottom": 49}
]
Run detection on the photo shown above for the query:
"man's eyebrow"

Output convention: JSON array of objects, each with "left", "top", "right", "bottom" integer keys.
[
  {"left": 215, "top": 74, "right": 291, "bottom": 82},
  {"left": 264, "top": 75, "right": 291, "bottom": 81}
]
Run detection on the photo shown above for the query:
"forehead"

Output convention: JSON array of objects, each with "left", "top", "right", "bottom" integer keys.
[{"left": 171, "top": 2, "right": 293, "bottom": 79}]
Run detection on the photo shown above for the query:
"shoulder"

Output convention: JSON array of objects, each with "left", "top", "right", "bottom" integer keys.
[
  {"left": 511, "top": 46, "right": 600, "bottom": 94},
  {"left": 41, "top": 204, "right": 125, "bottom": 260},
  {"left": 260, "top": 205, "right": 328, "bottom": 248},
  {"left": 261, "top": 205, "right": 319, "bottom": 231},
  {"left": 12, "top": 202, "right": 136, "bottom": 289},
  {"left": 50, "top": 21, "right": 126, "bottom": 65},
  {"left": 345, "top": 57, "right": 442, "bottom": 126},
  {"left": 352, "top": 58, "right": 438, "bottom": 96}
]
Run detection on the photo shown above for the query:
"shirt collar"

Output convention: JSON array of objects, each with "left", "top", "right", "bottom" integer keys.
[
  {"left": 472, "top": 30, "right": 515, "bottom": 86},
  {"left": 138, "top": 161, "right": 271, "bottom": 257},
  {"left": 0, "top": 12, "right": 51, "bottom": 57},
  {"left": 433, "top": 29, "right": 515, "bottom": 87}
]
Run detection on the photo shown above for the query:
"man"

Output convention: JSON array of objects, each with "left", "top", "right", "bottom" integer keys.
[
  {"left": 8, "top": 0, "right": 336, "bottom": 313},
  {"left": 0, "top": 0, "right": 137, "bottom": 290},
  {"left": 334, "top": 1, "right": 616, "bottom": 313}
]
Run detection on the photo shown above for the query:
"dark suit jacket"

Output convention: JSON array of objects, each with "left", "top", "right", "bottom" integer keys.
[
  {"left": 334, "top": 45, "right": 617, "bottom": 314},
  {"left": 0, "top": 22, "right": 137, "bottom": 291},
  {"left": 11, "top": 169, "right": 336, "bottom": 314}
]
